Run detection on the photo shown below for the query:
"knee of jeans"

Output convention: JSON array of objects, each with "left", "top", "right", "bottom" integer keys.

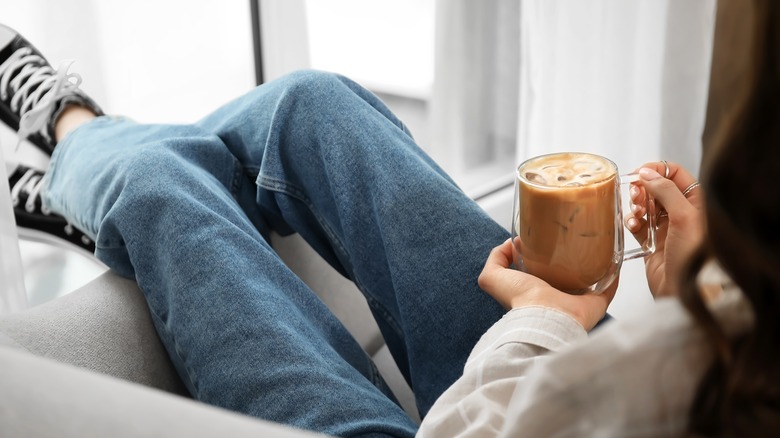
[
  {"left": 271, "top": 70, "right": 354, "bottom": 117},
  {"left": 267, "top": 70, "right": 396, "bottom": 147},
  {"left": 278, "top": 69, "right": 346, "bottom": 97},
  {"left": 275, "top": 70, "right": 409, "bottom": 136},
  {"left": 117, "top": 146, "right": 197, "bottom": 207}
]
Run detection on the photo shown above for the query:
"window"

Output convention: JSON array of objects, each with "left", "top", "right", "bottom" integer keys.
[
  {"left": 259, "top": 0, "right": 520, "bottom": 199},
  {"left": 2, "top": 0, "right": 256, "bottom": 303}
]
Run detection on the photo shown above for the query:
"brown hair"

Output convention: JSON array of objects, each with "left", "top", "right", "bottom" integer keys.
[{"left": 681, "top": 0, "right": 780, "bottom": 434}]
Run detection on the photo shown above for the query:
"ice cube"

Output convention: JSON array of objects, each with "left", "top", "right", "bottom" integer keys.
[{"left": 525, "top": 172, "right": 547, "bottom": 184}]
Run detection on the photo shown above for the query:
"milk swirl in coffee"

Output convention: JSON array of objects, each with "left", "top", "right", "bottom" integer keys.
[
  {"left": 522, "top": 154, "right": 615, "bottom": 188},
  {"left": 513, "top": 153, "right": 618, "bottom": 293}
]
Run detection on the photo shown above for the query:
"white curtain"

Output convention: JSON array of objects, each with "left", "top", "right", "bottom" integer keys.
[
  {"left": 430, "top": 0, "right": 520, "bottom": 196},
  {"left": 517, "top": 0, "right": 717, "bottom": 176}
]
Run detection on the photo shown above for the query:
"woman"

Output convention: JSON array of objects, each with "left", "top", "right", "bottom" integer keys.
[{"left": 420, "top": 0, "right": 779, "bottom": 435}]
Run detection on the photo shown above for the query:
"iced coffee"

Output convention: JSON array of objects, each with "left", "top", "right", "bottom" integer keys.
[{"left": 512, "top": 153, "right": 619, "bottom": 293}]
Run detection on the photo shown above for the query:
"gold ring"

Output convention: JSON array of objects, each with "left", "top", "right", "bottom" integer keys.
[
  {"left": 661, "top": 160, "right": 670, "bottom": 179},
  {"left": 682, "top": 181, "right": 700, "bottom": 197}
]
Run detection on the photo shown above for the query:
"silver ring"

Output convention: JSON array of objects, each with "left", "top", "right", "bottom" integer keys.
[
  {"left": 682, "top": 181, "right": 700, "bottom": 197},
  {"left": 661, "top": 160, "right": 670, "bottom": 179}
]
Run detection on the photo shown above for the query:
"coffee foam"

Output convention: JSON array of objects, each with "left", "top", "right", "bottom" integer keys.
[{"left": 520, "top": 153, "right": 615, "bottom": 187}]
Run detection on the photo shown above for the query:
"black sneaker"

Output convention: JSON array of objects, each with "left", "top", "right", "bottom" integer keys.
[
  {"left": 9, "top": 164, "right": 95, "bottom": 254},
  {"left": 0, "top": 23, "right": 103, "bottom": 155}
]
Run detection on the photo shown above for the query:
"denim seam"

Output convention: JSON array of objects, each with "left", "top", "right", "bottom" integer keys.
[
  {"left": 368, "top": 359, "right": 385, "bottom": 389},
  {"left": 359, "top": 283, "right": 404, "bottom": 339},
  {"left": 229, "top": 157, "right": 244, "bottom": 199},
  {"left": 243, "top": 165, "right": 261, "bottom": 177},
  {"left": 256, "top": 174, "right": 308, "bottom": 202},
  {"left": 257, "top": 174, "right": 406, "bottom": 343}
]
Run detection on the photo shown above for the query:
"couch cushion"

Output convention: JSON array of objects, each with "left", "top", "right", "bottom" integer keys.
[{"left": 0, "top": 271, "right": 188, "bottom": 396}]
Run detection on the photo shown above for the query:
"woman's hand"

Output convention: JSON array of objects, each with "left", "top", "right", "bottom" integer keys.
[
  {"left": 625, "top": 161, "right": 705, "bottom": 298},
  {"left": 478, "top": 239, "right": 617, "bottom": 331}
]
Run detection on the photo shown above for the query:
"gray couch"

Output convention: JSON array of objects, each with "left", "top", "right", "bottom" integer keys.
[{"left": 0, "top": 232, "right": 419, "bottom": 437}]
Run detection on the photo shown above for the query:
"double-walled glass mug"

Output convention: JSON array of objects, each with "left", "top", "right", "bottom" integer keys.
[{"left": 511, "top": 152, "right": 656, "bottom": 294}]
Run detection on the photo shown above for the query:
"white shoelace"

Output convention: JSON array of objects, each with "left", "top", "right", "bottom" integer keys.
[
  {"left": 10, "top": 166, "right": 88, "bottom": 244},
  {"left": 10, "top": 167, "right": 50, "bottom": 215},
  {"left": 0, "top": 47, "right": 81, "bottom": 148}
]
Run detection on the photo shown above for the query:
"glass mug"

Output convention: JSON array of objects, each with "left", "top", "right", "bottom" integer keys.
[{"left": 511, "top": 152, "right": 656, "bottom": 294}]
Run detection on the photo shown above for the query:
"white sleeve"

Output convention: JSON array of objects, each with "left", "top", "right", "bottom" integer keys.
[{"left": 417, "top": 306, "right": 587, "bottom": 437}]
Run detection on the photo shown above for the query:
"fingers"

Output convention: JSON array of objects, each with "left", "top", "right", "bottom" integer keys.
[
  {"left": 575, "top": 275, "right": 619, "bottom": 327},
  {"left": 626, "top": 183, "right": 648, "bottom": 233},
  {"left": 634, "top": 160, "right": 698, "bottom": 192},
  {"left": 479, "top": 239, "right": 617, "bottom": 324},
  {"left": 637, "top": 167, "right": 699, "bottom": 223},
  {"left": 625, "top": 161, "right": 702, "bottom": 237},
  {"left": 482, "top": 239, "right": 513, "bottom": 271},
  {"left": 479, "top": 239, "right": 540, "bottom": 310},
  {"left": 478, "top": 239, "right": 513, "bottom": 291}
]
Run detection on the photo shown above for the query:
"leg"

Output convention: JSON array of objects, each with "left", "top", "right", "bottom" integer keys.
[
  {"left": 3, "top": 23, "right": 419, "bottom": 435},
  {"left": 2, "top": 24, "right": 103, "bottom": 252},
  {"left": 196, "top": 71, "right": 509, "bottom": 415},
  {"left": 43, "top": 118, "right": 418, "bottom": 437}
]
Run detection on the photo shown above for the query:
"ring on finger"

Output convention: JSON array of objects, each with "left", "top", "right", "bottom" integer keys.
[
  {"left": 661, "top": 160, "right": 670, "bottom": 179},
  {"left": 682, "top": 181, "right": 700, "bottom": 197}
]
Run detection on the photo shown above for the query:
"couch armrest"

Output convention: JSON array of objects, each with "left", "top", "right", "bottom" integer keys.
[{"left": 0, "top": 346, "right": 325, "bottom": 438}]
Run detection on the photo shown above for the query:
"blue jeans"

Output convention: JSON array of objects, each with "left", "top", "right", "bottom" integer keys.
[{"left": 42, "top": 70, "right": 509, "bottom": 437}]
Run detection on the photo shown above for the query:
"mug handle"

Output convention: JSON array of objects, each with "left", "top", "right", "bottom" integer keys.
[{"left": 619, "top": 173, "right": 656, "bottom": 260}]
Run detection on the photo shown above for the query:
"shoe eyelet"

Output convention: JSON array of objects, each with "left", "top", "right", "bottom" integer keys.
[
  {"left": 64, "top": 224, "right": 74, "bottom": 235},
  {"left": 81, "top": 235, "right": 92, "bottom": 245},
  {"left": 25, "top": 202, "right": 36, "bottom": 213}
]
